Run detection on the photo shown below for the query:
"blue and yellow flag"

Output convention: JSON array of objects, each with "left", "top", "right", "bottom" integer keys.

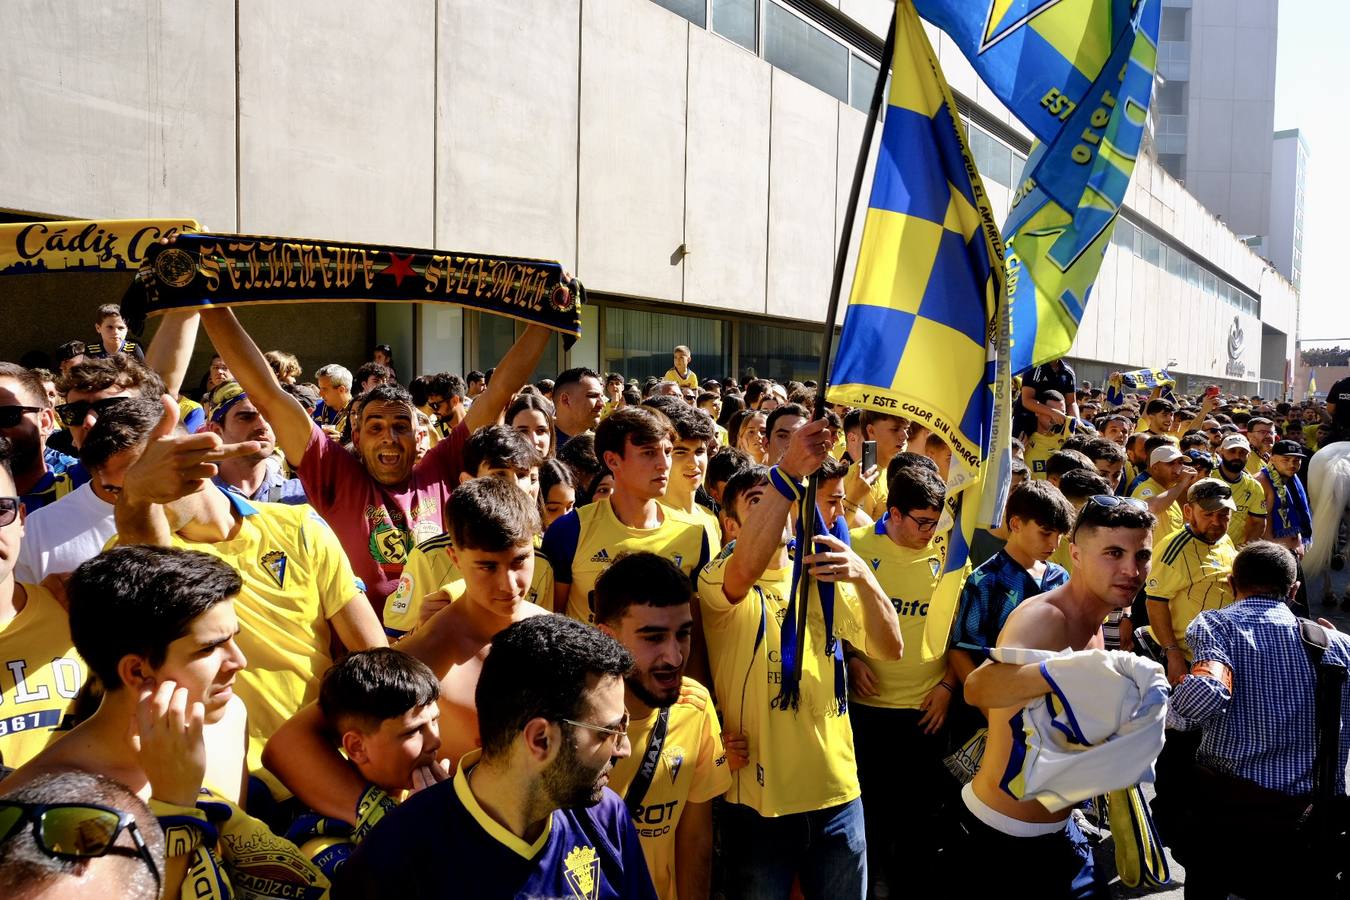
[
  {"left": 1105, "top": 366, "right": 1174, "bottom": 406},
  {"left": 827, "top": 0, "right": 1009, "bottom": 660},
  {"left": 914, "top": 0, "right": 1162, "bottom": 374}
]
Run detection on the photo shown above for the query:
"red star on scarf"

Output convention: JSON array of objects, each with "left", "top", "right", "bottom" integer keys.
[{"left": 380, "top": 252, "right": 416, "bottom": 287}]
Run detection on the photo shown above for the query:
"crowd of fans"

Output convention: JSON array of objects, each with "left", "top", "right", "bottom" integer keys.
[{"left": 0, "top": 303, "right": 1347, "bottom": 898}]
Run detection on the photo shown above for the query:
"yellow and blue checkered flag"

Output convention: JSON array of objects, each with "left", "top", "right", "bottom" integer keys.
[
  {"left": 914, "top": 0, "right": 1162, "bottom": 374},
  {"left": 826, "top": 1, "right": 1010, "bottom": 660},
  {"left": 1106, "top": 367, "right": 1174, "bottom": 406}
]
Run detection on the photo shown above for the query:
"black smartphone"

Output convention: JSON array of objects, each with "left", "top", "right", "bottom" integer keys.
[{"left": 862, "top": 440, "right": 877, "bottom": 472}]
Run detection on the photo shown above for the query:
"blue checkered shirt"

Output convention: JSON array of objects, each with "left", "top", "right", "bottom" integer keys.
[
  {"left": 951, "top": 550, "right": 1069, "bottom": 661},
  {"left": 1167, "top": 595, "right": 1350, "bottom": 795}
]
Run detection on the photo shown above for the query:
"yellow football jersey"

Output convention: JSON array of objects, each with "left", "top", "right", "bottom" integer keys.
[
  {"left": 1216, "top": 470, "right": 1267, "bottom": 547},
  {"left": 1245, "top": 452, "right": 1269, "bottom": 477},
  {"left": 1129, "top": 476, "right": 1183, "bottom": 550},
  {"left": 541, "top": 499, "right": 710, "bottom": 625},
  {"left": 663, "top": 367, "right": 698, "bottom": 390},
  {"left": 608, "top": 678, "right": 730, "bottom": 900},
  {"left": 1023, "top": 430, "right": 1068, "bottom": 480},
  {"left": 657, "top": 501, "right": 722, "bottom": 561},
  {"left": 842, "top": 460, "right": 888, "bottom": 521},
  {"left": 698, "top": 550, "right": 867, "bottom": 818},
  {"left": 382, "top": 533, "right": 555, "bottom": 635},
  {"left": 113, "top": 493, "right": 361, "bottom": 773},
  {"left": 1145, "top": 527, "right": 1238, "bottom": 660},
  {"left": 842, "top": 524, "right": 947, "bottom": 709},
  {"left": 1049, "top": 534, "right": 1075, "bottom": 574},
  {"left": 0, "top": 584, "right": 85, "bottom": 769}
]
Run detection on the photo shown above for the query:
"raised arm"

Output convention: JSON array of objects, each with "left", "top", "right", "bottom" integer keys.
[
  {"left": 261, "top": 704, "right": 368, "bottom": 823},
  {"left": 464, "top": 324, "right": 552, "bottom": 432},
  {"left": 143, "top": 310, "right": 201, "bottom": 397},
  {"left": 198, "top": 308, "right": 314, "bottom": 464}
]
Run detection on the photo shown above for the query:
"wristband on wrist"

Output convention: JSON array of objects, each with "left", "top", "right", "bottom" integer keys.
[
  {"left": 351, "top": 785, "right": 396, "bottom": 844},
  {"left": 768, "top": 466, "right": 805, "bottom": 503},
  {"left": 936, "top": 681, "right": 955, "bottom": 694}
]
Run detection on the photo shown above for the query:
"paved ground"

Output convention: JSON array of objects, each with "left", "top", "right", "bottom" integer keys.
[{"left": 1100, "top": 564, "right": 1350, "bottom": 898}]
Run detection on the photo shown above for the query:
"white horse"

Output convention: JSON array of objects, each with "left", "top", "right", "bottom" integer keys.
[{"left": 1307, "top": 441, "right": 1350, "bottom": 604}]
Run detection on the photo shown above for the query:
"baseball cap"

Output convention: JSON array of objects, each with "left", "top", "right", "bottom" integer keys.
[
  {"left": 1187, "top": 479, "right": 1237, "bottom": 511},
  {"left": 1149, "top": 445, "right": 1184, "bottom": 466},
  {"left": 1271, "top": 439, "right": 1307, "bottom": 458},
  {"left": 1186, "top": 450, "right": 1215, "bottom": 469},
  {"left": 1219, "top": 434, "right": 1251, "bottom": 452}
]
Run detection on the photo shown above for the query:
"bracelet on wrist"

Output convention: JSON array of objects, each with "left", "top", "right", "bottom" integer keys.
[
  {"left": 150, "top": 799, "right": 216, "bottom": 856},
  {"left": 768, "top": 466, "right": 805, "bottom": 503},
  {"left": 936, "top": 681, "right": 955, "bottom": 694}
]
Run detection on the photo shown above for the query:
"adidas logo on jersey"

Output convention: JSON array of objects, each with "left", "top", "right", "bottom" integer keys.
[{"left": 590, "top": 548, "right": 610, "bottom": 563}]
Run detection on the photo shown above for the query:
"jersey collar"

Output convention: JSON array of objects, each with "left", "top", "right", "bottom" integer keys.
[
  {"left": 453, "top": 749, "right": 553, "bottom": 859},
  {"left": 217, "top": 483, "right": 260, "bottom": 517}
]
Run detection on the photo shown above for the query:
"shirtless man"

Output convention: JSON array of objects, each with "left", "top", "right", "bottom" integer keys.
[
  {"left": 962, "top": 496, "right": 1155, "bottom": 899},
  {"left": 262, "top": 476, "right": 548, "bottom": 823}
]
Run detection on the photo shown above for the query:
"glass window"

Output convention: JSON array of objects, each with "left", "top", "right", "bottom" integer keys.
[
  {"left": 603, "top": 306, "right": 729, "bottom": 383},
  {"left": 1202, "top": 270, "right": 1217, "bottom": 295},
  {"left": 739, "top": 321, "right": 828, "bottom": 385},
  {"left": 1155, "top": 81, "right": 1186, "bottom": 116},
  {"left": 1160, "top": 7, "right": 1189, "bottom": 41},
  {"left": 473, "top": 312, "right": 517, "bottom": 376},
  {"left": 764, "top": 2, "right": 848, "bottom": 102},
  {"left": 712, "top": 0, "right": 757, "bottom": 51},
  {"left": 1166, "top": 246, "right": 1184, "bottom": 278},
  {"left": 1142, "top": 233, "right": 1161, "bottom": 267},
  {"left": 650, "top": 0, "right": 706, "bottom": 27},
  {"left": 1185, "top": 260, "right": 1200, "bottom": 288},
  {"left": 984, "top": 137, "right": 1012, "bottom": 188},
  {"left": 850, "top": 55, "right": 879, "bottom": 112}
]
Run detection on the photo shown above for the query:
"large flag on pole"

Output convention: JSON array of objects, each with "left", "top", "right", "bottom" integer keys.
[
  {"left": 914, "top": 0, "right": 1162, "bottom": 374},
  {"left": 827, "top": 0, "right": 1009, "bottom": 660}
]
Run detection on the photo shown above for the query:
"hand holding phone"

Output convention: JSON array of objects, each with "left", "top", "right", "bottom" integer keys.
[{"left": 861, "top": 440, "right": 877, "bottom": 472}]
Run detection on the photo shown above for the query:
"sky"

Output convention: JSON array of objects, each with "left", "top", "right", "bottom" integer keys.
[{"left": 1275, "top": 0, "right": 1348, "bottom": 343}]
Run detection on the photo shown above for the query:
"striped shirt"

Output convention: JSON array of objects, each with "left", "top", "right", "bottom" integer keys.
[
  {"left": 952, "top": 549, "right": 1069, "bottom": 661},
  {"left": 1168, "top": 595, "right": 1350, "bottom": 795}
]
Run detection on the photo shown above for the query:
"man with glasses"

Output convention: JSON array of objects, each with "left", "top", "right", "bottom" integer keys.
[
  {"left": 1243, "top": 416, "right": 1278, "bottom": 476},
  {"left": 336, "top": 615, "right": 657, "bottom": 899},
  {"left": 0, "top": 771, "right": 165, "bottom": 900},
  {"left": 424, "top": 372, "right": 467, "bottom": 440},
  {"left": 0, "top": 363, "right": 90, "bottom": 513},
  {"left": 0, "top": 438, "right": 86, "bottom": 771},
  {"left": 54, "top": 355, "right": 164, "bottom": 451},
  {"left": 961, "top": 495, "right": 1155, "bottom": 898}
]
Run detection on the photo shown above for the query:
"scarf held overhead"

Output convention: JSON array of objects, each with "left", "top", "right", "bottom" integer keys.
[{"left": 122, "top": 234, "right": 584, "bottom": 344}]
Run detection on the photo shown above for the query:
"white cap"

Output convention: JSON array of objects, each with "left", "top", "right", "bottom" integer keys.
[
  {"left": 1149, "top": 445, "right": 1184, "bottom": 466},
  {"left": 1220, "top": 434, "right": 1250, "bottom": 452}
]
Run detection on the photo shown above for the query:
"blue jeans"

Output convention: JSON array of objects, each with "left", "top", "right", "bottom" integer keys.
[{"left": 719, "top": 798, "right": 867, "bottom": 900}]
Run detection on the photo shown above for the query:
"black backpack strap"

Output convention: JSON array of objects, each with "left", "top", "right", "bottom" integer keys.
[{"left": 1297, "top": 619, "right": 1347, "bottom": 801}]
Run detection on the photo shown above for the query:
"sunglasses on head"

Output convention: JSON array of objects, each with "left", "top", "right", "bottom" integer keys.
[
  {"left": 0, "top": 405, "right": 42, "bottom": 428},
  {"left": 0, "top": 800, "right": 161, "bottom": 888},
  {"left": 1072, "top": 494, "right": 1149, "bottom": 538},
  {"left": 54, "top": 396, "right": 131, "bottom": 428}
]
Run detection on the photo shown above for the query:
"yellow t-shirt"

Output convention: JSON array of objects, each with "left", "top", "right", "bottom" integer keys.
[
  {"left": 658, "top": 500, "right": 722, "bottom": 561},
  {"left": 1145, "top": 527, "right": 1238, "bottom": 660},
  {"left": 0, "top": 584, "right": 85, "bottom": 769},
  {"left": 1216, "top": 470, "right": 1268, "bottom": 547},
  {"left": 1023, "top": 429, "right": 1068, "bottom": 480},
  {"left": 541, "top": 498, "right": 710, "bottom": 624},
  {"left": 113, "top": 496, "right": 360, "bottom": 773},
  {"left": 842, "top": 524, "right": 947, "bottom": 709},
  {"left": 1049, "top": 535, "right": 1075, "bottom": 574},
  {"left": 1245, "top": 452, "right": 1270, "bottom": 477},
  {"left": 607, "top": 678, "right": 731, "bottom": 900},
  {"left": 1129, "top": 476, "right": 1183, "bottom": 550},
  {"left": 663, "top": 368, "right": 698, "bottom": 390},
  {"left": 715, "top": 423, "right": 730, "bottom": 448},
  {"left": 843, "top": 460, "right": 888, "bottom": 521},
  {"left": 698, "top": 549, "right": 865, "bottom": 817},
  {"left": 382, "top": 533, "right": 554, "bottom": 635}
]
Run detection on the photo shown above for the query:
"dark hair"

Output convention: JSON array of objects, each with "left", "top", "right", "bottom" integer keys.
[
  {"left": 1010, "top": 457, "right": 1029, "bottom": 479},
  {"left": 722, "top": 465, "right": 770, "bottom": 524},
  {"left": 887, "top": 466, "right": 945, "bottom": 516},
  {"left": 658, "top": 399, "right": 716, "bottom": 443},
  {"left": 594, "top": 552, "right": 693, "bottom": 625},
  {"left": 358, "top": 383, "right": 414, "bottom": 411},
  {"left": 742, "top": 379, "right": 770, "bottom": 408},
  {"left": 765, "top": 403, "right": 810, "bottom": 440},
  {"left": 1005, "top": 480, "right": 1075, "bottom": 533},
  {"left": 539, "top": 458, "right": 575, "bottom": 505},
  {"left": 1230, "top": 541, "right": 1298, "bottom": 598},
  {"left": 1060, "top": 433, "right": 1094, "bottom": 455},
  {"left": 56, "top": 356, "right": 164, "bottom": 399},
  {"left": 1179, "top": 432, "right": 1209, "bottom": 453},
  {"left": 79, "top": 397, "right": 163, "bottom": 472},
  {"left": 1045, "top": 448, "right": 1093, "bottom": 481},
  {"left": 1146, "top": 398, "right": 1177, "bottom": 415},
  {"left": 94, "top": 303, "right": 124, "bottom": 322},
  {"left": 1143, "top": 434, "right": 1177, "bottom": 456},
  {"left": 0, "top": 436, "right": 13, "bottom": 483},
  {"left": 69, "top": 546, "right": 241, "bottom": 689},
  {"left": 507, "top": 393, "right": 557, "bottom": 458},
  {"left": 463, "top": 424, "right": 542, "bottom": 476},
  {"left": 696, "top": 391, "right": 719, "bottom": 407},
  {"left": 318, "top": 648, "right": 441, "bottom": 734},
  {"left": 621, "top": 387, "right": 642, "bottom": 406},
  {"left": 555, "top": 367, "right": 601, "bottom": 393},
  {"left": 817, "top": 454, "right": 849, "bottom": 482},
  {"left": 283, "top": 382, "right": 320, "bottom": 413},
  {"left": 557, "top": 431, "right": 602, "bottom": 483},
  {"left": 595, "top": 407, "right": 674, "bottom": 462},
  {"left": 1072, "top": 498, "right": 1156, "bottom": 541},
  {"left": 0, "top": 771, "right": 165, "bottom": 900},
  {"left": 886, "top": 450, "right": 938, "bottom": 483},
  {"left": 427, "top": 372, "right": 466, "bottom": 400},
  {"left": 448, "top": 476, "right": 540, "bottom": 552},
  {"left": 466, "top": 370, "right": 485, "bottom": 386},
  {"left": 860, "top": 410, "right": 907, "bottom": 435},
  {"left": 1058, "top": 469, "right": 1112, "bottom": 505},
  {"left": 1037, "top": 389, "right": 1066, "bottom": 405},
  {"left": 535, "top": 379, "right": 555, "bottom": 395},
  {"left": 707, "top": 446, "right": 752, "bottom": 491},
  {"left": 355, "top": 361, "right": 393, "bottom": 387},
  {"left": 0, "top": 362, "right": 50, "bottom": 408},
  {"left": 475, "top": 615, "right": 633, "bottom": 758},
  {"left": 1083, "top": 437, "right": 1126, "bottom": 464},
  {"left": 842, "top": 408, "right": 862, "bottom": 434},
  {"left": 717, "top": 393, "right": 744, "bottom": 428}
]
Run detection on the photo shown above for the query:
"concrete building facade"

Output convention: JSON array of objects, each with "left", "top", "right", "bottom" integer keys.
[
  {"left": 1264, "top": 128, "right": 1308, "bottom": 290},
  {"left": 0, "top": 0, "right": 1297, "bottom": 399}
]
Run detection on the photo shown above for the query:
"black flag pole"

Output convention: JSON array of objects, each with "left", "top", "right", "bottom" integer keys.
[{"left": 793, "top": 3, "right": 898, "bottom": 686}]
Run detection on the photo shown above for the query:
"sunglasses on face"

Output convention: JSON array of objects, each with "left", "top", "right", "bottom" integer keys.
[
  {"left": 0, "top": 405, "right": 41, "bottom": 428},
  {"left": 0, "top": 497, "right": 18, "bottom": 527},
  {"left": 54, "top": 396, "right": 131, "bottom": 428},
  {"left": 0, "top": 800, "right": 161, "bottom": 889}
]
